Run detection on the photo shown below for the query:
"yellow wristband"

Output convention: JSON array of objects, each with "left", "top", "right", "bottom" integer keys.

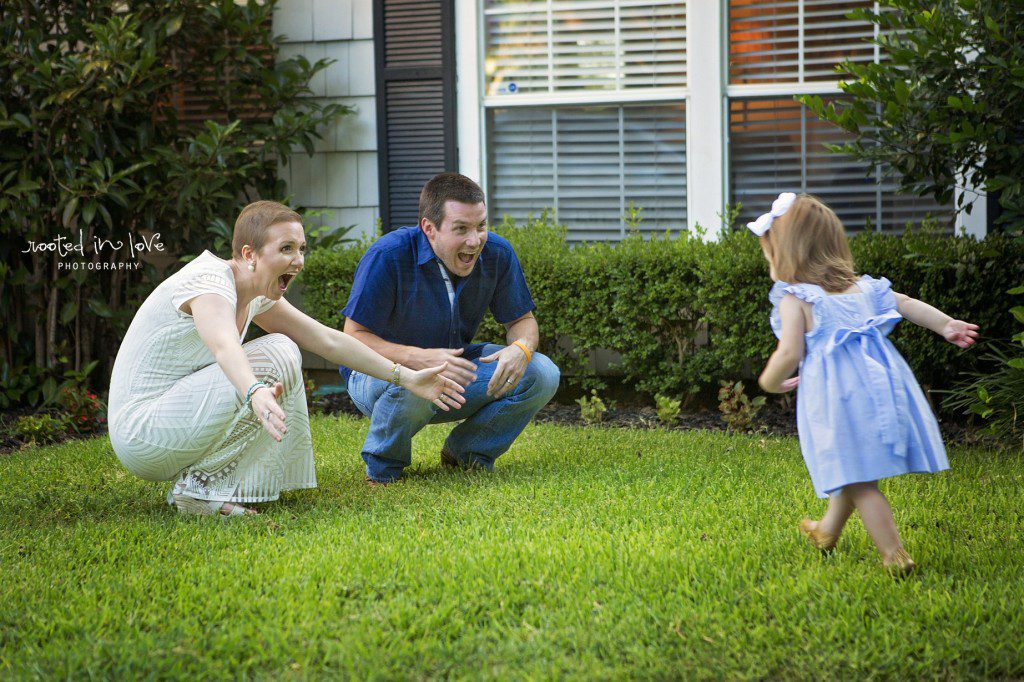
[{"left": 512, "top": 340, "right": 533, "bottom": 363}]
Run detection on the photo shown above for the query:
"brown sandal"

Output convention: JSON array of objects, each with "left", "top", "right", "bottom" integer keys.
[
  {"left": 883, "top": 547, "right": 918, "bottom": 578},
  {"left": 799, "top": 518, "right": 839, "bottom": 552}
]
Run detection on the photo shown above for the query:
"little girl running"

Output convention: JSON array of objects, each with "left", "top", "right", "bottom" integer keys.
[{"left": 749, "top": 192, "right": 979, "bottom": 576}]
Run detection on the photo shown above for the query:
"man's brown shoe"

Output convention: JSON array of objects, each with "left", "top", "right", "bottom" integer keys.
[{"left": 364, "top": 475, "right": 390, "bottom": 487}]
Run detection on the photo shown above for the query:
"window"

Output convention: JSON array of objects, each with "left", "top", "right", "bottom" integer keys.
[
  {"left": 488, "top": 103, "right": 685, "bottom": 240},
  {"left": 727, "top": 0, "right": 951, "bottom": 232},
  {"left": 729, "top": 0, "right": 876, "bottom": 85},
  {"left": 482, "top": 0, "right": 688, "bottom": 240}
]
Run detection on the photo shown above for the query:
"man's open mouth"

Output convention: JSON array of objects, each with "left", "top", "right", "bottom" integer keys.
[{"left": 457, "top": 252, "right": 477, "bottom": 266}]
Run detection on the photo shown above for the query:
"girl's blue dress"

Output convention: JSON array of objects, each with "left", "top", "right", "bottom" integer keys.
[{"left": 770, "top": 275, "right": 948, "bottom": 498}]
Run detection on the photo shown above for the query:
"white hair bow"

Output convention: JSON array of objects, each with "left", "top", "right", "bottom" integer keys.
[{"left": 747, "top": 192, "right": 796, "bottom": 236}]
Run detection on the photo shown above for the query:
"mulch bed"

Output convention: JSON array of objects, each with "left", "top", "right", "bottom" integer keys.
[
  {"left": 0, "top": 394, "right": 992, "bottom": 455},
  {"left": 314, "top": 392, "right": 987, "bottom": 444}
]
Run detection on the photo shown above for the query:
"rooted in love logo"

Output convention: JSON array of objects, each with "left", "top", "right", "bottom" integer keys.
[{"left": 22, "top": 230, "right": 165, "bottom": 270}]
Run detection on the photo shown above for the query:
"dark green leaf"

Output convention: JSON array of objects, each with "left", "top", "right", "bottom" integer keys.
[
  {"left": 82, "top": 201, "right": 97, "bottom": 226},
  {"left": 88, "top": 299, "right": 113, "bottom": 318},
  {"left": 62, "top": 197, "right": 79, "bottom": 228},
  {"left": 60, "top": 300, "right": 77, "bottom": 324},
  {"left": 41, "top": 377, "right": 57, "bottom": 406}
]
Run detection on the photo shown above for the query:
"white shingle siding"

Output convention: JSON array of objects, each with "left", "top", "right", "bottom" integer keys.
[{"left": 274, "top": 0, "right": 379, "bottom": 240}]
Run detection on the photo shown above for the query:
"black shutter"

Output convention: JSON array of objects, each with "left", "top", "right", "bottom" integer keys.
[{"left": 374, "top": 0, "right": 457, "bottom": 232}]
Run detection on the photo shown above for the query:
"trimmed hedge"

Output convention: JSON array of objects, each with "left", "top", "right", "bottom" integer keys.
[{"left": 301, "top": 218, "right": 1024, "bottom": 408}]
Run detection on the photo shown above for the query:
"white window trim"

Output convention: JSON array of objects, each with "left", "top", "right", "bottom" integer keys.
[
  {"left": 726, "top": 83, "right": 844, "bottom": 98},
  {"left": 686, "top": 0, "right": 724, "bottom": 238},
  {"left": 956, "top": 169, "right": 987, "bottom": 238},
  {"left": 482, "top": 89, "right": 687, "bottom": 108},
  {"left": 456, "top": 0, "right": 484, "bottom": 189}
]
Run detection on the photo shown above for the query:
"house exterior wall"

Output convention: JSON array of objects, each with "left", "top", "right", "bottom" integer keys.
[{"left": 273, "top": 0, "right": 379, "bottom": 241}]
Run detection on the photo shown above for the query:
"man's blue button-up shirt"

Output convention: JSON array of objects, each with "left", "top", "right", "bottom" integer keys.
[{"left": 339, "top": 226, "right": 536, "bottom": 380}]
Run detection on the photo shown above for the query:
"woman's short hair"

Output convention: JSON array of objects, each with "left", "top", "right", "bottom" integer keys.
[
  {"left": 761, "top": 194, "right": 858, "bottom": 292},
  {"left": 418, "top": 173, "right": 486, "bottom": 229},
  {"left": 232, "top": 200, "right": 303, "bottom": 257}
]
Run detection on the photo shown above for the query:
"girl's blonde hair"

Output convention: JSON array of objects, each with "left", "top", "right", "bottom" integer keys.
[{"left": 760, "top": 194, "right": 858, "bottom": 293}]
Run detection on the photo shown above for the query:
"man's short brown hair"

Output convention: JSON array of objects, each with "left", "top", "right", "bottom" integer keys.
[
  {"left": 418, "top": 173, "right": 486, "bottom": 229},
  {"left": 232, "top": 200, "right": 302, "bottom": 257}
]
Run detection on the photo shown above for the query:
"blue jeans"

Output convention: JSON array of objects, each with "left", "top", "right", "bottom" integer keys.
[{"left": 347, "top": 344, "right": 560, "bottom": 483}]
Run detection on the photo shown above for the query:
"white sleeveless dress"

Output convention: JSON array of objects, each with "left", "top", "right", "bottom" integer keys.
[{"left": 108, "top": 251, "right": 316, "bottom": 504}]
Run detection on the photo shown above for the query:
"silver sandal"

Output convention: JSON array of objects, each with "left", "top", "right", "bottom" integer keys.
[{"left": 172, "top": 494, "right": 256, "bottom": 517}]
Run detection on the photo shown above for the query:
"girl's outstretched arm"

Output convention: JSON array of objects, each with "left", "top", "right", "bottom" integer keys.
[
  {"left": 894, "top": 293, "right": 980, "bottom": 349},
  {"left": 759, "top": 294, "right": 806, "bottom": 393}
]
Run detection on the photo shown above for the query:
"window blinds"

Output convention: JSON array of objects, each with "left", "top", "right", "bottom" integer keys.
[
  {"left": 484, "top": 0, "right": 687, "bottom": 96},
  {"left": 488, "top": 103, "right": 686, "bottom": 240},
  {"left": 729, "top": 98, "right": 951, "bottom": 233},
  {"left": 729, "top": 0, "right": 876, "bottom": 84}
]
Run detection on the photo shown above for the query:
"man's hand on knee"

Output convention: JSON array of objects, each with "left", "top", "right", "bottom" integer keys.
[{"left": 480, "top": 345, "right": 530, "bottom": 398}]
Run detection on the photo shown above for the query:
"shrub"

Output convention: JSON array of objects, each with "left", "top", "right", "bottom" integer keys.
[
  {"left": 576, "top": 390, "right": 609, "bottom": 425},
  {"left": 943, "top": 282, "right": 1024, "bottom": 448},
  {"left": 718, "top": 381, "right": 765, "bottom": 433},
  {"left": 14, "top": 413, "right": 69, "bottom": 446},
  {"left": 59, "top": 386, "right": 106, "bottom": 434},
  {"left": 299, "top": 217, "right": 1023, "bottom": 414},
  {"left": 850, "top": 229, "right": 1024, "bottom": 389},
  {"left": 297, "top": 237, "right": 371, "bottom": 330},
  {"left": 655, "top": 394, "right": 682, "bottom": 426}
]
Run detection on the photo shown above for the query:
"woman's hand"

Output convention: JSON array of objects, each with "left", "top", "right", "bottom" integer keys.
[
  {"left": 405, "top": 362, "right": 467, "bottom": 411},
  {"left": 780, "top": 376, "right": 800, "bottom": 392},
  {"left": 942, "top": 319, "right": 980, "bottom": 349},
  {"left": 251, "top": 382, "right": 288, "bottom": 442}
]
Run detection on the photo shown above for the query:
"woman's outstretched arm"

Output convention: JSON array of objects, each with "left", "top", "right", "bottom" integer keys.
[{"left": 254, "top": 298, "right": 465, "bottom": 410}]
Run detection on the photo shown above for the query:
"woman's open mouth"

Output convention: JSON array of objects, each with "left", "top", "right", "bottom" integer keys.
[{"left": 278, "top": 272, "right": 297, "bottom": 292}]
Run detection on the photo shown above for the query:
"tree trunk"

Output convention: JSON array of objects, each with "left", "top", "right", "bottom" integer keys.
[
  {"left": 74, "top": 282, "right": 82, "bottom": 371},
  {"left": 33, "top": 251, "right": 45, "bottom": 369},
  {"left": 46, "top": 252, "right": 58, "bottom": 368}
]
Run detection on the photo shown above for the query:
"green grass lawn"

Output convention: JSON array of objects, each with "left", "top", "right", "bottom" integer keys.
[{"left": 1, "top": 415, "right": 1022, "bottom": 680}]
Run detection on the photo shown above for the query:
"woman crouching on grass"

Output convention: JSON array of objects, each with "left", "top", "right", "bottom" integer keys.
[{"left": 108, "top": 201, "right": 466, "bottom": 517}]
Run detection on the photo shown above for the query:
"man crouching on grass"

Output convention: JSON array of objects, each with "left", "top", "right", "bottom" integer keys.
[{"left": 339, "top": 172, "right": 560, "bottom": 484}]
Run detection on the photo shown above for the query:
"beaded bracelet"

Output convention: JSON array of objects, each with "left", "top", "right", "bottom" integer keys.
[
  {"left": 389, "top": 363, "right": 403, "bottom": 386},
  {"left": 243, "top": 380, "right": 265, "bottom": 408},
  {"left": 512, "top": 340, "right": 533, "bottom": 363}
]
